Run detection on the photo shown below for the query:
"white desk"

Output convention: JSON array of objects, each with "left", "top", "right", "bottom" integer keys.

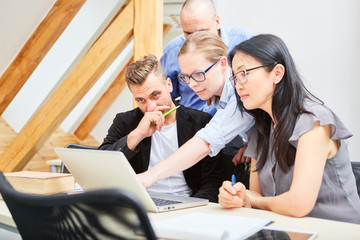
[
  {"left": 149, "top": 203, "right": 360, "bottom": 240},
  {"left": 1, "top": 200, "right": 360, "bottom": 239},
  {"left": 0, "top": 200, "right": 15, "bottom": 228},
  {"left": 0, "top": 200, "right": 20, "bottom": 239}
]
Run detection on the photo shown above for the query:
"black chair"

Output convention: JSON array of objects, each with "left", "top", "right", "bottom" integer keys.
[
  {"left": 351, "top": 161, "right": 360, "bottom": 198},
  {"left": 60, "top": 144, "right": 98, "bottom": 173},
  {"left": 65, "top": 144, "right": 98, "bottom": 150},
  {"left": 0, "top": 172, "right": 157, "bottom": 240}
]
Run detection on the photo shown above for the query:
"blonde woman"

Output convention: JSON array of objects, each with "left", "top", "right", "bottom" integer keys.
[{"left": 138, "top": 32, "right": 253, "bottom": 189}]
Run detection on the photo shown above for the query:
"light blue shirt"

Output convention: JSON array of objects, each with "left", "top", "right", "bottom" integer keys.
[
  {"left": 195, "top": 77, "right": 254, "bottom": 156},
  {"left": 160, "top": 26, "right": 252, "bottom": 116}
]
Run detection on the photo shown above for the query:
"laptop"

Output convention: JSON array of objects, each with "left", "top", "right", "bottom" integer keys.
[{"left": 54, "top": 148, "right": 208, "bottom": 212}]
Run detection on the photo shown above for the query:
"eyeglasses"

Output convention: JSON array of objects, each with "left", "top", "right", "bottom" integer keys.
[
  {"left": 230, "top": 62, "right": 277, "bottom": 86},
  {"left": 177, "top": 59, "right": 220, "bottom": 84}
]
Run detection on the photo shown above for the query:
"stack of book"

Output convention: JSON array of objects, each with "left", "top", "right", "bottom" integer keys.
[{"left": 4, "top": 171, "right": 75, "bottom": 194}]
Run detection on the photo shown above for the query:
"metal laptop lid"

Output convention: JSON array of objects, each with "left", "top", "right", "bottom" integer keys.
[{"left": 54, "top": 148, "right": 208, "bottom": 212}]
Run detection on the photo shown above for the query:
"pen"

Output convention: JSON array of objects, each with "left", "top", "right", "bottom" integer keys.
[
  {"left": 151, "top": 105, "right": 180, "bottom": 124},
  {"left": 231, "top": 174, "right": 236, "bottom": 196},
  {"left": 231, "top": 174, "right": 236, "bottom": 186}
]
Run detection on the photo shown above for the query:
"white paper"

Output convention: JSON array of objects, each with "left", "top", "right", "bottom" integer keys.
[{"left": 152, "top": 212, "right": 271, "bottom": 240}]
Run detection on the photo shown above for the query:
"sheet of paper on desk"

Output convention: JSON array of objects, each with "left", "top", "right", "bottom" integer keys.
[{"left": 152, "top": 211, "right": 271, "bottom": 240}]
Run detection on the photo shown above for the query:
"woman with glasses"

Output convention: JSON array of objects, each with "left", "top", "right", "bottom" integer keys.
[
  {"left": 218, "top": 34, "right": 360, "bottom": 223},
  {"left": 138, "top": 31, "right": 254, "bottom": 190}
]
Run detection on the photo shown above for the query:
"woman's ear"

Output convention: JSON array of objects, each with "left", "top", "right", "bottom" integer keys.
[
  {"left": 220, "top": 56, "right": 228, "bottom": 71},
  {"left": 273, "top": 64, "right": 285, "bottom": 84}
]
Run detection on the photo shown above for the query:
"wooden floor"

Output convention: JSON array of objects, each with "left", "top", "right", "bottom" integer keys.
[{"left": 0, "top": 117, "right": 99, "bottom": 172}]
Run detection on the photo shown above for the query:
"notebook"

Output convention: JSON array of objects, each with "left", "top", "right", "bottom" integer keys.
[
  {"left": 152, "top": 212, "right": 272, "bottom": 240},
  {"left": 54, "top": 147, "right": 208, "bottom": 212}
]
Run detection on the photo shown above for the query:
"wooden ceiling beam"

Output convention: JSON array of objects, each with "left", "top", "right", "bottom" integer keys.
[
  {"left": 133, "top": 0, "right": 164, "bottom": 108},
  {"left": 134, "top": 0, "right": 163, "bottom": 59},
  {"left": 163, "top": 23, "right": 173, "bottom": 37}
]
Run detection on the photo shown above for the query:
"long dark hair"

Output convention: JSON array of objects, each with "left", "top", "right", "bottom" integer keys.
[{"left": 229, "top": 34, "right": 322, "bottom": 172}]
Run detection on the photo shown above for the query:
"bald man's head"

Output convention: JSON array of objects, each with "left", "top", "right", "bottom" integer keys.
[{"left": 180, "top": 0, "right": 220, "bottom": 39}]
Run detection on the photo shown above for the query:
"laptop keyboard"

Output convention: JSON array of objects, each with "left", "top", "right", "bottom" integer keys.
[{"left": 151, "top": 197, "right": 182, "bottom": 206}]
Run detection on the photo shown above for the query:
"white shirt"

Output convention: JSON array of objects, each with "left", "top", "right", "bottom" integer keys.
[{"left": 148, "top": 121, "right": 192, "bottom": 196}]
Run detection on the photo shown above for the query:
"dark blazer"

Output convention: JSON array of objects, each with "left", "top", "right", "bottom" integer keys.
[{"left": 98, "top": 105, "right": 225, "bottom": 202}]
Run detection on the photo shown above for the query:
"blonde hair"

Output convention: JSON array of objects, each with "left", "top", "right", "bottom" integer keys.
[
  {"left": 178, "top": 31, "right": 227, "bottom": 105},
  {"left": 125, "top": 54, "right": 165, "bottom": 86}
]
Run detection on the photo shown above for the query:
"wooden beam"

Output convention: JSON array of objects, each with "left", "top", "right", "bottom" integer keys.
[
  {"left": 163, "top": 23, "right": 172, "bottom": 38},
  {"left": 133, "top": 0, "right": 163, "bottom": 59},
  {"left": 0, "top": 0, "right": 86, "bottom": 116},
  {"left": 74, "top": 58, "right": 134, "bottom": 140},
  {"left": 133, "top": 0, "right": 163, "bottom": 108},
  {"left": 0, "top": 1, "right": 134, "bottom": 172}
]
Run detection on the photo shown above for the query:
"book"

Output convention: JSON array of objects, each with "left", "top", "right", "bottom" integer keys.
[
  {"left": 151, "top": 211, "right": 271, "bottom": 240},
  {"left": 4, "top": 171, "right": 75, "bottom": 194}
]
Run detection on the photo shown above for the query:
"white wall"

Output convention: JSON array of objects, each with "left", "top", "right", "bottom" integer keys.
[
  {"left": 0, "top": 0, "right": 56, "bottom": 76},
  {"left": 215, "top": 0, "right": 360, "bottom": 161},
  {"left": 91, "top": 86, "right": 133, "bottom": 143}
]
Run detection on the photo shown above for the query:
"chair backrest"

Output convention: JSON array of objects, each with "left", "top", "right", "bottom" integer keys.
[
  {"left": 61, "top": 144, "right": 98, "bottom": 173},
  {"left": 351, "top": 161, "right": 360, "bottom": 198},
  {"left": 65, "top": 143, "right": 98, "bottom": 150},
  {"left": 0, "top": 172, "right": 157, "bottom": 240}
]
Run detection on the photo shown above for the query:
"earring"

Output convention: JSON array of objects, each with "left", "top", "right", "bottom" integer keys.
[{"left": 274, "top": 81, "right": 279, "bottom": 84}]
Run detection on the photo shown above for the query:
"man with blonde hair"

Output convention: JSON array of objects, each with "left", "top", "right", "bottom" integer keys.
[{"left": 99, "top": 55, "right": 225, "bottom": 202}]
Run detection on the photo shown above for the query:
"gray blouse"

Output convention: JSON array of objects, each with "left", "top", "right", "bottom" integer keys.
[{"left": 245, "top": 100, "right": 360, "bottom": 224}]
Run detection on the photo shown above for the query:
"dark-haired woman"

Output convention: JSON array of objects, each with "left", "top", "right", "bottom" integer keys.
[{"left": 218, "top": 34, "right": 360, "bottom": 224}]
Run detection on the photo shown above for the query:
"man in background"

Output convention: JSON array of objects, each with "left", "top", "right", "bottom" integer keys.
[{"left": 98, "top": 55, "right": 226, "bottom": 202}]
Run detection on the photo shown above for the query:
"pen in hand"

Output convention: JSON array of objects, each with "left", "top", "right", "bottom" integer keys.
[
  {"left": 151, "top": 105, "right": 180, "bottom": 124},
  {"left": 231, "top": 174, "right": 237, "bottom": 197}
]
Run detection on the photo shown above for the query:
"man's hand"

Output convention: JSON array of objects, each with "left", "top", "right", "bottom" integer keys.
[
  {"left": 232, "top": 147, "right": 251, "bottom": 166},
  {"left": 137, "top": 171, "right": 156, "bottom": 189},
  {"left": 137, "top": 106, "right": 169, "bottom": 137},
  {"left": 127, "top": 106, "right": 170, "bottom": 150}
]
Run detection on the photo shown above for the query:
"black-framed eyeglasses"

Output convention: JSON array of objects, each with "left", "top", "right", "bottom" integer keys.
[
  {"left": 177, "top": 58, "right": 220, "bottom": 84},
  {"left": 229, "top": 62, "right": 277, "bottom": 86}
]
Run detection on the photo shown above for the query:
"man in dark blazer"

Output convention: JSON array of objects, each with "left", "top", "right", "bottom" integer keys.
[{"left": 98, "top": 55, "right": 225, "bottom": 202}]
